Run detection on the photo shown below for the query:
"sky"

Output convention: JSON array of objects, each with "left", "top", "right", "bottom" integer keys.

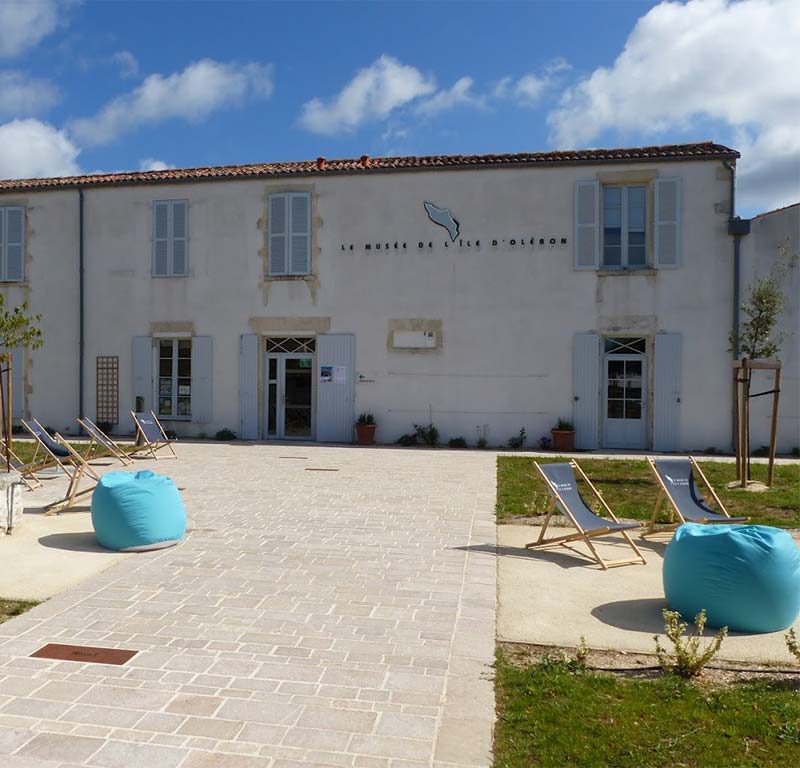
[{"left": 0, "top": 0, "right": 797, "bottom": 216}]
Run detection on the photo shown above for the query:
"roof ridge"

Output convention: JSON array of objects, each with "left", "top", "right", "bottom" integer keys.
[{"left": 0, "top": 141, "right": 739, "bottom": 193}]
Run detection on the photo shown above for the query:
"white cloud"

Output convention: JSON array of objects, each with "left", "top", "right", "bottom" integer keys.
[
  {"left": 547, "top": 0, "right": 800, "bottom": 211},
  {"left": 0, "top": 119, "right": 80, "bottom": 179},
  {"left": 139, "top": 157, "right": 175, "bottom": 171},
  {"left": 416, "top": 77, "right": 485, "bottom": 116},
  {"left": 494, "top": 58, "right": 571, "bottom": 106},
  {"left": 0, "top": 71, "right": 60, "bottom": 117},
  {"left": 70, "top": 59, "right": 274, "bottom": 145},
  {"left": 113, "top": 50, "right": 139, "bottom": 79},
  {"left": 300, "top": 55, "right": 435, "bottom": 135},
  {"left": 0, "top": 0, "right": 61, "bottom": 58}
]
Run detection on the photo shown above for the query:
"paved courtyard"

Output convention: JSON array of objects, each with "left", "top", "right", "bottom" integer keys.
[{"left": 0, "top": 443, "right": 497, "bottom": 768}]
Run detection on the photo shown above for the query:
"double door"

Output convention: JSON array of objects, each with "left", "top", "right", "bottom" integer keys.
[{"left": 264, "top": 354, "right": 314, "bottom": 439}]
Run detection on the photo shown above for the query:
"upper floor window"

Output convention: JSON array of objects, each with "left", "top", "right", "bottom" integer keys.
[
  {"left": 0, "top": 206, "right": 25, "bottom": 282},
  {"left": 268, "top": 192, "right": 311, "bottom": 276},
  {"left": 602, "top": 185, "right": 647, "bottom": 268},
  {"left": 574, "top": 177, "right": 681, "bottom": 270},
  {"left": 153, "top": 200, "right": 188, "bottom": 277},
  {"left": 158, "top": 338, "right": 191, "bottom": 418}
]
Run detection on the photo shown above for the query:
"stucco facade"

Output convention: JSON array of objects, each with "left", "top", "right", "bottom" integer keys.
[{"left": 0, "top": 143, "right": 794, "bottom": 452}]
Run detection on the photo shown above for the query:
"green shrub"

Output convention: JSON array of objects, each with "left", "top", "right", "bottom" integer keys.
[
  {"left": 555, "top": 418, "right": 574, "bottom": 431},
  {"left": 654, "top": 609, "right": 728, "bottom": 678},
  {"left": 792, "top": 446, "right": 800, "bottom": 458},
  {"left": 477, "top": 437, "right": 488, "bottom": 449},
  {"left": 215, "top": 428, "right": 236, "bottom": 440},
  {"left": 786, "top": 628, "right": 800, "bottom": 663},
  {"left": 357, "top": 412, "right": 375, "bottom": 425},
  {"left": 448, "top": 436, "right": 467, "bottom": 448},
  {"left": 414, "top": 423, "right": 439, "bottom": 446},
  {"left": 396, "top": 433, "right": 417, "bottom": 446},
  {"left": 507, "top": 428, "right": 527, "bottom": 450}
]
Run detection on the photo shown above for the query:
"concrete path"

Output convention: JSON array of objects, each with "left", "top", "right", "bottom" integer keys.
[
  {"left": 0, "top": 443, "right": 497, "bottom": 768},
  {"left": 498, "top": 524, "right": 800, "bottom": 664}
]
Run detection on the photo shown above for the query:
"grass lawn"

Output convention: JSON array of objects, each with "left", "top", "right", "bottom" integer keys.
[
  {"left": 6, "top": 437, "right": 133, "bottom": 467},
  {"left": 495, "top": 650, "right": 800, "bottom": 768},
  {"left": 0, "top": 598, "right": 38, "bottom": 625},
  {"left": 497, "top": 456, "right": 800, "bottom": 528}
]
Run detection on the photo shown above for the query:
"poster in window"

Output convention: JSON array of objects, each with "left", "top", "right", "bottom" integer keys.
[
  {"left": 333, "top": 366, "right": 346, "bottom": 383},
  {"left": 320, "top": 365, "right": 333, "bottom": 383}
]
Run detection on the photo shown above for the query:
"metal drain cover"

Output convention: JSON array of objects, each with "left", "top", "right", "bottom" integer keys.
[{"left": 30, "top": 643, "right": 138, "bottom": 665}]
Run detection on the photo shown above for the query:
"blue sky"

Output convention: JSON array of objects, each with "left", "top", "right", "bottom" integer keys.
[{"left": 0, "top": 1, "right": 797, "bottom": 215}]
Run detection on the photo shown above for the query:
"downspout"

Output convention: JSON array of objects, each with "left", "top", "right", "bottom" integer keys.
[{"left": 79, "top": 188, "right": 85, "bottom": 424}]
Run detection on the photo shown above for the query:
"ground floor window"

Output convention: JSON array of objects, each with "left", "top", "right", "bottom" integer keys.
[{"left": 158, "top": 338, "right": 191, "bottom": 417}]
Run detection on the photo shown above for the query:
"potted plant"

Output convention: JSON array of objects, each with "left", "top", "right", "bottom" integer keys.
[
  {"left": 551, "top": 418, "right": 575, "bottom": 452},
  {"left": 355, "top": 413, "right": 377, "bottom": 446}
]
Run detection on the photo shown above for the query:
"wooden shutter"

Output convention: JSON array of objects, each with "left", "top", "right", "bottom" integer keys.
[
  {"left": 153, "top": 202, "right": 169, "bottom": 276},
  {"left": 172, "top": 201, "right": 188, "bottom": 275},
  {"left": 132, "top": 336, "right": 152, "bottom": 415},
  {"left": 316, "top": 334, "right": 356, "bottom": 442},
  {"left": 653, "top": 333, "right": 682, "bottom": 450},
  {"left": 268, "top": 194, "right": 288, "bottom": 275},
  {"left": 1, "top": 207, "right": 25, "bottom": 281},
  {"left": 191, "top": 336, "right": 212, "bottom": 424},
  {"left": 574, "top": 181, "right": 599, "bottom": 269},
  {"left": 289, "top": 193, "right": 311, "bottom": 274},
  {"left": 239, "top": 334, "right": 259, "bottom": 439},
  {"left": 655, "top": 178, "right": 681, "bottom": 268},
  {"left": 573, "top": 332, "right": 599, "bottom": 449}
]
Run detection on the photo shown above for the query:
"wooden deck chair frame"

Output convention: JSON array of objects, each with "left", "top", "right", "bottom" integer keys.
[
  {"left": 642, "top": 456, "right": 743, "bottom": 537},
  {"left": 22, "top": 420, "right": 101, "bottom": 514},
  {"left": 527, "top": 460, "right": 646, "bottom": 570},
  {"left": 130, "top": 410, "right": 177, "bottom": 460},
  {"left": 0, "top": 437, "right": 44, "bottom": 491},
  {"left": 78, "top": 418, "right": 133, "bottom": 466}
]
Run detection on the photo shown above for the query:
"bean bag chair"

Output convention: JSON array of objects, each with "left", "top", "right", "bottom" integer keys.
[
  {"left": 91, "top": 470, "right": 186, "bottom": 552},
  {"left": 663, "top": 523, "right": 800, "bottom": 633}
]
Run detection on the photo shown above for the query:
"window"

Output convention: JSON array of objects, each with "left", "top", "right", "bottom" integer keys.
[
  {"left": 602, "top": 185, "right": 647, "bottom": 268},
  {"left": 153, "top": 200, "right": 188, "bottom": 276},
  {"left": 158, "top": 339, "right": 191, "bottom": 418},
  {"left": 268, "top": 192, "right": 311, "bottom": 276},
  {"left": 265, "top": 336, "right": 316, "bottom": 353},
  {"left": 0, "top": 207, "right": 25, "bottom": 282}
]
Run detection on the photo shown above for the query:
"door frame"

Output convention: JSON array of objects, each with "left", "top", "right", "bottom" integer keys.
[
  {"left": 263, "top": 352, "right": 316, "bottom": 440},
  {"left": 602, "top": 351, "right": 648, "bottom": 450}
]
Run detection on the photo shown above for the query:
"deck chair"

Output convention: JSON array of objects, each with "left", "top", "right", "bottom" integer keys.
[
  {"left": 643, "top": 457, "right": 747, "bottom": 536},
  {"left": 0, "top": 437, "right": 44, "bottom": 490},
  {"left": 78, "top": 417, "right": 133, "bottom": 466},
  {"left": 131, "top": 411, "right": 177, "bottom": 459},
  {"left": 527, "top": 461, "right": 647, "bottom": 569},
  {"left": 22, "top": 420, "right": 101, "bottom": 513}
]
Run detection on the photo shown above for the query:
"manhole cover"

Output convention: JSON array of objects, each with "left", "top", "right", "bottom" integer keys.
[{"left": 30, "top": 643, "right": 137, "bottom": 665}]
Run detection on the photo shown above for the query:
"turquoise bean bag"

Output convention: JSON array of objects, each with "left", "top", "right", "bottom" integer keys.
[
  {"left": 91, "top": 470, "right": 186, "bottom": 552},
  {"left": 663, "top": 523, "right": 800, "bottom": 633}
]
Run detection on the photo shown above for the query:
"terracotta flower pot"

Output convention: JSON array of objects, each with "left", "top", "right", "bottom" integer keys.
[
  {"left": 550, "top": 429, "right": 575, "bottom": 452},
  {"left": 355, "top": 423, "right": 377, "bottom": 446}
]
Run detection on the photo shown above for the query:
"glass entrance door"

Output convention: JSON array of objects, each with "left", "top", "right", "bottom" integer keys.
[
  {"left": 264, "top": 354, "right": 314, "bottom": 439},
  {"left": 603, "top": 354, "right": 647, "bottom": 449}
]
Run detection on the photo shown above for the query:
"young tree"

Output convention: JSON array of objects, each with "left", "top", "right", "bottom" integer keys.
[
  {"left": 730, "top": 239, "right": 798, "bottom": 359},
  {"left": 0, "top": 296, "right": 43, "bottom": 471}
]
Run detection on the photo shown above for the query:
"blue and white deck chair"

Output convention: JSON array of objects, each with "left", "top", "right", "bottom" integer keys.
[
  {"left": 131, "top": 411, "right": 177, "bottom": 459},
  {"left": 527, "top": 461, "right": 646, "bottom": 569},
  {"left": 22, "top": 419, "right": 100, "bottom": 513},
  {"left": 644, "top": 457, "right": 747, "bottom": 537},
  {"left": 78, "top": 417, "right": 133, "bottom": 466}
]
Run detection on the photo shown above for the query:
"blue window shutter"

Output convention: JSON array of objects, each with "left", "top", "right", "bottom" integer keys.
[
  {"left": 654, "top": 178, "right": 681, "bottom": 268},
  {"left": 172, "top": 201, "right": 188, "bottom": 275},
  {"left": 239, "top": 334, "right": 259, "bottom": 439},
  {"left": 653, "top": 333, "right": 682, "bottom": 451},
  {"left": 573, "top": 332, "right": 599, "bottom": 449},
  {"left": 1, "top": 207, "right": 25, "bottom": 281},
  {"left": 132, "top": 336, "right": 152, "bottom": 414},
  {"left": 268, "top": 194, "right": 288, "bottom": 275},
  {"left": 574, "top": 181, "right": 599, "bottom": 269},
  {"left": 191, "top": 336, "right": 212, "bottom": 424},
  {"left": 289, "top": 193, "right": 311, "bottom": 275}
]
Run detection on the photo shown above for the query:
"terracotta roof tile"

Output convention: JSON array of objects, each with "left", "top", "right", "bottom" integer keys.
[{"left": 0, "top": 141, "right": 739, "bottom": 193}]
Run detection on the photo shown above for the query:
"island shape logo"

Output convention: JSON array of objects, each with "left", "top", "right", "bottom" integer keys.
[{"left": 423, "top": 201, "right": 460, "bottom": 242}]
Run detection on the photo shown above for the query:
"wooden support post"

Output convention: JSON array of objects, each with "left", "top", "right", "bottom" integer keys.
[
  {"left": 733, "top": 366, "right": 740, "bottom": 482},
  {"left": 767, "top": 367, "right": 781, "bottom": 488}
]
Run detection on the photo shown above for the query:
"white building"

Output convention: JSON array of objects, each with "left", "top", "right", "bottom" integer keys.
[{"left": 0, "top": 141, "right": 796, "bottom": 451}]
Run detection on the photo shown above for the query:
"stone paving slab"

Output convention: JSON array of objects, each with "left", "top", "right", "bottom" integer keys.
[{"left": 0, "top": 444, "right": 497, "bottom": 767}]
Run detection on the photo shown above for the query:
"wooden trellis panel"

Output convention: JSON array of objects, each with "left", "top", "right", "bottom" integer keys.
[{"left": 96, "top": 356, "right": 119, "bottom": 425}]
